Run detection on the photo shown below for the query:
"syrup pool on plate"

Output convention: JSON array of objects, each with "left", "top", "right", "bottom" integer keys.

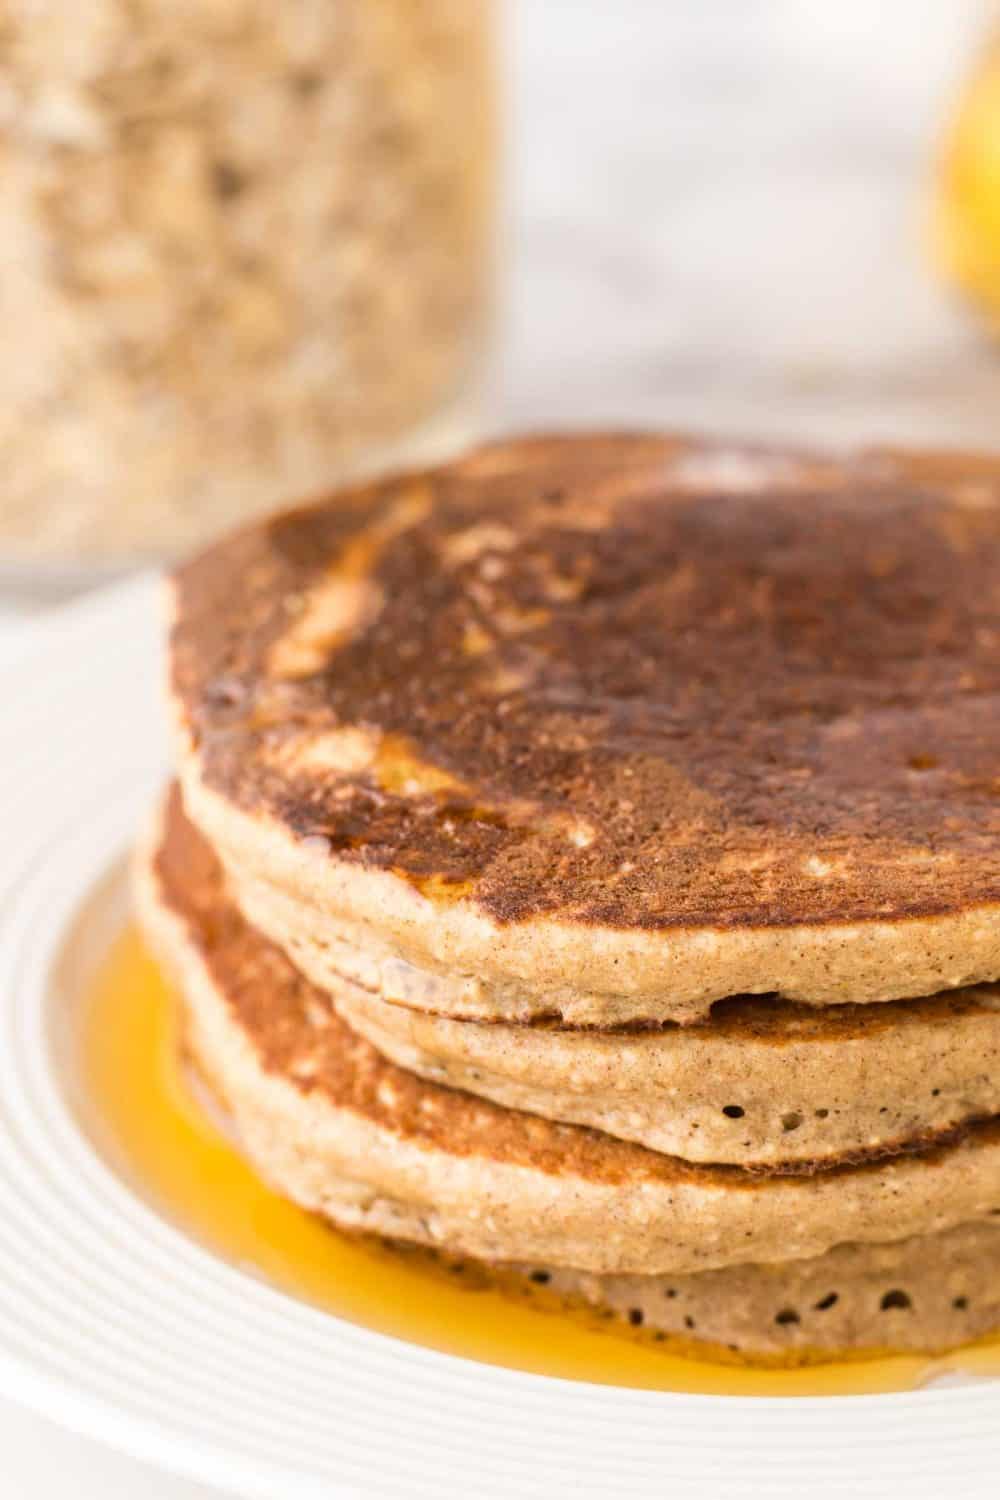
[{"left": 80, "top": 926, "right": 1000, "bottom": 1398}]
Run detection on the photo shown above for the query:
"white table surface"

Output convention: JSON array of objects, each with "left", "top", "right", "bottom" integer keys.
[{"left": 3, "top": 1, "right": 999, "bottom": 1493}]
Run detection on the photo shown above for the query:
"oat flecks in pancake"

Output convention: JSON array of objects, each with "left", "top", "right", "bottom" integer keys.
[
  {"left": 336, "top": 968, "right": 1000, "bottom": 1167},
  {"left": 171, "top": 432, "right": 1000, "bottom": 930},
  {"left": 154, "top": 786, "right": 1000, "bottom": 1187},
  {"left": 139, "top": 800, "right": 1000, "bottom": 1355},
  {"left": 139, "top": 791, "right": 1000, "bottom": 1280}
]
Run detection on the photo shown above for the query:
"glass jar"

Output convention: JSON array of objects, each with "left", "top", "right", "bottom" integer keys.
[{"left": 0, "top": 0, "right": 494, "bottom": 582}]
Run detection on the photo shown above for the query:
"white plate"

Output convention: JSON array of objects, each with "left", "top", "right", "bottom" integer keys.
[{"left": 1, "top": 575, "right": 1000, "bottom": 1500}]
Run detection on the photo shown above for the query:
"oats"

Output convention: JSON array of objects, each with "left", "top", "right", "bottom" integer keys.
[{"left": 0, "top": 0, "right": 492, "bottom": 560}]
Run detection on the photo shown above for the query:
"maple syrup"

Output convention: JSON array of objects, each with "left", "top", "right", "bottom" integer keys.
[{"left": 79, "top": 926, "right": 1000, "bottom": 1397}]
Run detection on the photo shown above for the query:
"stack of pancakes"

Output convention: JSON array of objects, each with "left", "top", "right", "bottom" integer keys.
[{"left": 137, "top": 433, "right": 1000, "bottom": 1364}]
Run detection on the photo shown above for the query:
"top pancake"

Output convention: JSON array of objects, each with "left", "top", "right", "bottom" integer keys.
[{"left": 171, "top": 433, "right": 1000, "bottom": 1022}]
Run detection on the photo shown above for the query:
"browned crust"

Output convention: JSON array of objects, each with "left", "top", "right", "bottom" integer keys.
[
  {"left": 154, "top": 784, "right": 1000, "bottom": 1184},
  {"left": 171, "top": 432, "right": 1000, "bottom": 932}
]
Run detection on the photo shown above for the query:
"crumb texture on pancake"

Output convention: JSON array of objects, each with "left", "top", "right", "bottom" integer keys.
[
  {"left": 133, "top": 789, "right": 1000, "bottom": 1278},
  {"left": 526, "top": 1216, "right": 1000, "bottom": 1360},
  {"left": 335, "top": 971, "right": 1000, "bottom": 1166}
]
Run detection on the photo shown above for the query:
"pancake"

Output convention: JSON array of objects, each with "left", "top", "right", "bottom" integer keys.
[
  {"left": 523, "top": 1218, "right": 1000, "bottom": 1361},
  {"left": 170, "top": 432, "right": 1000, "bottom": 1026},
  {"left": 134, "top": 788, "right": 1000, "bottom": 1280},
  {"left": 333, "top": 975, "right": 1000, "bottom": 1168}
]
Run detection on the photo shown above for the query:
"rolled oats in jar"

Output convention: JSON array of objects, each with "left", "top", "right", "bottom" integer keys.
[{"left": 0, "top": 0, "right": 493, "bottom": 566}]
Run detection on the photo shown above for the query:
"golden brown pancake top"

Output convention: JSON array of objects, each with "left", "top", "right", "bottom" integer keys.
[
  {"left": 157, "top": 785, "right": 1000, "bottom": 1182},
  {"left": 171, "top": 433, "right": 1000, "bottom": 930}
]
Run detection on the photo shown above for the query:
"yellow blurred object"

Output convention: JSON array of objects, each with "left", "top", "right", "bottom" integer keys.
[{"left": 935, "top": 38, "right": 1000, "bottom": 329}]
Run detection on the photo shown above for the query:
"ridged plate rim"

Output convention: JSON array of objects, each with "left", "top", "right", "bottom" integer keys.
[{"left": 0, "top": 575, "right": 998, "bottom": 1499}]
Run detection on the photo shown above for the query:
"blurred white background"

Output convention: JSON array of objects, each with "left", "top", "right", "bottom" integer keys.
[{"left": 499, "top": 0, "right": 998, "bottom": 445}]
